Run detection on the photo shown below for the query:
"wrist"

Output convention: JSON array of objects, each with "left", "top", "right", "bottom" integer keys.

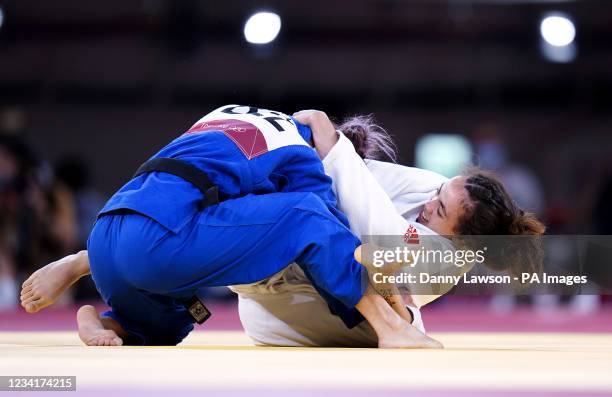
[{"left": 316, "top": 130, "right": 340, "bottom": 159}]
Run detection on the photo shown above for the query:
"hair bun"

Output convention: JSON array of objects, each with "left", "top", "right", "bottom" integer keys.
[{"left": 338, "top": 115, "right": 397, "bottom": 162}]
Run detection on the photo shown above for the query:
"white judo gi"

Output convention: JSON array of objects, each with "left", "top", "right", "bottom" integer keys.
[{"left": 231, "top": 131, "right": 454, "bottom": 347}]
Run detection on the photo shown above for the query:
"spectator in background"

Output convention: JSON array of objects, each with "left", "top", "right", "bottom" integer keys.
[
  {"left": 0, "top": 139, "right": 21, "bottom": 310},
  {"left": 472, "top": 123, "right": 549, "bottom": 313},
  {"left": 55, "top": 156, "right": 105, "bottom": 249},
  {"left": 0, "top": 108, "right": 79, "bottom": 311},
  {"left": 474, "top": 123, "right": 604, "bottom": 314},
  {"left": 55, "top": 156, "right": 105, "bottom": 301},
  {"left": 473, "top": 123, "right": 545, "bottom": 216}
]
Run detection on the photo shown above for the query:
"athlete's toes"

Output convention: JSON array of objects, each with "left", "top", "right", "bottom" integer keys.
[
  {"left": 20, "top": 291, "right": 34, "bottom": 303},
  {"left": 21, "top": 294, "right": 39, "bottom": 307},
  {"left": 25, "top": 301, "right": 41, "bottom": 313},
  {"left": 22, "top": 276, "right": 35, "bottom": 289},
  {"left": 20, "top": 285, "right": 34, "bottom": 298},
  {"left": 22, "top": 291, "right": 42, "bottom": 302}
]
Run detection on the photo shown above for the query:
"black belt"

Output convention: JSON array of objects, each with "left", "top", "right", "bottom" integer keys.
[{"left": 133, "top": 157, "right": 220, "bottom": 210}]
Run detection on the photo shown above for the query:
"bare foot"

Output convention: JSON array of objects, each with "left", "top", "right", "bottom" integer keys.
[
  {"left": 378, "top": 321, "right": 443, "bottom": 349},
  {"left": 77, "top": 305, "right": 123, "bottom": 346},
  {"left": 20, "top": 251, "right": 90, "bottom": 313}
]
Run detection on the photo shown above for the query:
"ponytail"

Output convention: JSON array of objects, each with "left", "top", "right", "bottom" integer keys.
[{"left": 337, "top": 115, "right": 397, "bottom": 162}]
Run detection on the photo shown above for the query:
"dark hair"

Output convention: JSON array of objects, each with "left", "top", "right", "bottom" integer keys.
[
  {"left": 455, "top": 167, "right": 546, "bottom": 276},
  {"left": 336, "top": 115, "right": 397, "bottom": 162}
]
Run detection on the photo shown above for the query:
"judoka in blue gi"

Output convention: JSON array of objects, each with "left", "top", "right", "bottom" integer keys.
[{"left": 88, "top": 104, "right": 367, "bottom": 345}]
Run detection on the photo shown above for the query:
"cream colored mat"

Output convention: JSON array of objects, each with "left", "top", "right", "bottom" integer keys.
[{"left": 1, "top": 331, "right": 611, "bottom": 392}]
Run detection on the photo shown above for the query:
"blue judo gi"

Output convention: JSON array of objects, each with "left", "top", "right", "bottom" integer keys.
[{"left": 88, "top": 105, "right": 367, "bottom": 345}]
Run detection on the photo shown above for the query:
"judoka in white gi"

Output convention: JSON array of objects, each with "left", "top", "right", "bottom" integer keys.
[{"left": 235, "top": 109, "right": 545, "bottom": 347}]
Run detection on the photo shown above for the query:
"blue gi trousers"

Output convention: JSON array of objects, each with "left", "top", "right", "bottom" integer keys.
[{"left": 88, "top": 192, "right": 366, "bottom": 345}]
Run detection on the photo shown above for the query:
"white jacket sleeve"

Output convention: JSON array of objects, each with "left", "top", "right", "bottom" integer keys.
[
  {"left": 322, "top": 131, "right": 409, "bottom": 239},
  {"left": 322, "top": 131, "right": 431, "bottom": 324}
]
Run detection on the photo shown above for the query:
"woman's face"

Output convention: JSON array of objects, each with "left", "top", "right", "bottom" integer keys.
[{"left": 416, "top": 176, "right": 469, "bottom": 236}]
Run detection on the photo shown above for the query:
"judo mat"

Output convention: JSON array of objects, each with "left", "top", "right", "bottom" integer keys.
[{"left": 1, "top": 330, "right": 612, "bottom": 396}]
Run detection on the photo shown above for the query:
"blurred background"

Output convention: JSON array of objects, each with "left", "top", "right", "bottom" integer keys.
[{"left": 1, "top": 0, "right": 611, "bottom": 330}]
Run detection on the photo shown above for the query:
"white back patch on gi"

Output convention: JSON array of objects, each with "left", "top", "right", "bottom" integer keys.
[{"left": 185, "top": 105, "right": 311, "bottom": 160}]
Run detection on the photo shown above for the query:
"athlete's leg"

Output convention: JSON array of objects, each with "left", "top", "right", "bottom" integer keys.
[
  {"left": 20, "top": 251, "right": 91, "bottom": 313},
  {"left": 123, "top": 192, "right": 366, "bottom": 308},
  {"left": 20, "top": 246, "right": 440, "bottom": 348},
  {"left": 25, "top": 192, "right": 439, "bottom": 347},
  {"left": 19, "top": 245, "right": 177, "bottom": 346},
  {"left": 86, "top": 213, "right": 196, "bottom": 346}
]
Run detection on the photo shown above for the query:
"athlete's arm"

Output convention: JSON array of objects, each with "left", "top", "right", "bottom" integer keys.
[
  {"left": 293, "top": 111, "right": 432, "bottom": 326},
  {"left": 294, "top": 110, "right": 409, "bottom": 238}
]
